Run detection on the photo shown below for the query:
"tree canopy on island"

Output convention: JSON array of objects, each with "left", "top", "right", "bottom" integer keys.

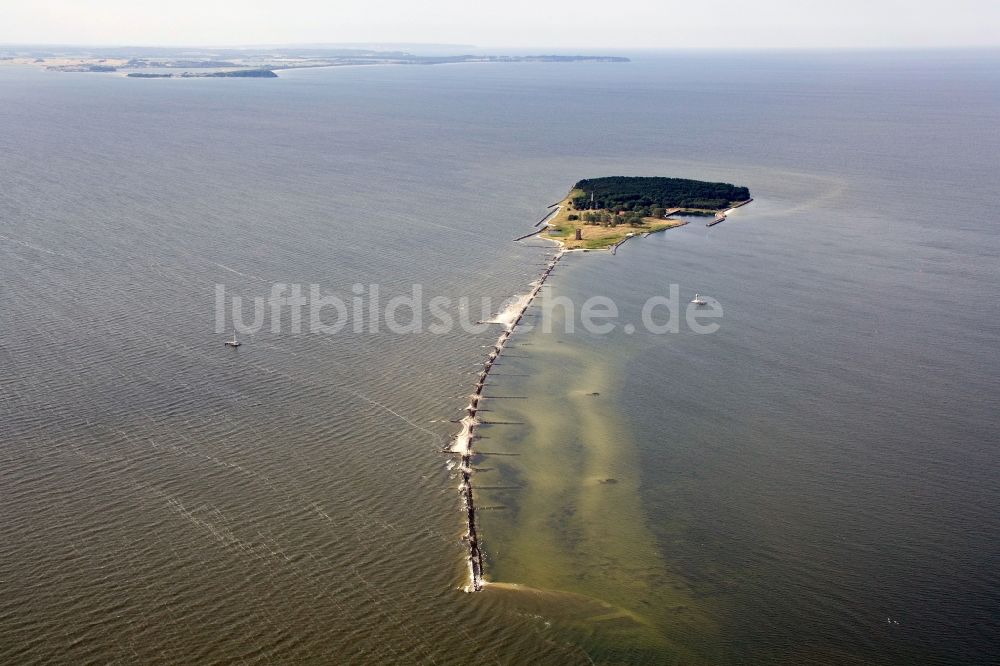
[{"left": 572, "top": 176, "right": 750, "bottom": 211}]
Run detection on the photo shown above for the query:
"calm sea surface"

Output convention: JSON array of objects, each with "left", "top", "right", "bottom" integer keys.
[{"left": 1, "top": 50, "right": 998, "bottom": 664}]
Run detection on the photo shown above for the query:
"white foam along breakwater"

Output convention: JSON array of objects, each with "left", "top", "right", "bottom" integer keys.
[{"left": 449, "top": 237, "right": 565, "bottom": 592}]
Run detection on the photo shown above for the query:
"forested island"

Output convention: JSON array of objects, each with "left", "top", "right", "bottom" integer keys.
[{"left": 541, "top": 176, "right": 752, "bottom": 249}]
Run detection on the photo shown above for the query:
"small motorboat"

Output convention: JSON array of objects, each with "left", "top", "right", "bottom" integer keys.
[
  {"left": 691, "top": 293, "right": 707, "bottom": 306},
  {"left": 224, "top": 329, "right": 242, "bottom": 347}
]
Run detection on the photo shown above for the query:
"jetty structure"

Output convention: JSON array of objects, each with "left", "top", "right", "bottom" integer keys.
[
  {"left": 706, "top": 198, "right": 754, "bottom": 227},
  {"left": 450, "top": 248, "right": 564, "bottom": 591}
]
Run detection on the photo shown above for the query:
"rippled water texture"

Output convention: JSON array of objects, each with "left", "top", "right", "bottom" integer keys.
[{"left": 1, "top": 51, "right": 998, "bottom": 663}]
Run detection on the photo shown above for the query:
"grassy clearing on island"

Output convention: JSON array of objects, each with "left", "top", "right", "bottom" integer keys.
[{"left": 541, "top": 188, "right": 685, "bottom": 250}]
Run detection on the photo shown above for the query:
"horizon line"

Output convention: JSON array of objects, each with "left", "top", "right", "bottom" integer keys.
[{"left": 3, "top": 41, "right": 1000, "bottom": 52}]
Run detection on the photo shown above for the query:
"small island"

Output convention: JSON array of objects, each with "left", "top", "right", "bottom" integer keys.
[{"left": 541, "top": 176, "right": 752, "bottom": 249}]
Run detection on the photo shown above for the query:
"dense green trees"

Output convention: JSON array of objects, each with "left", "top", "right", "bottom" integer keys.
[{"left": 572, "top": 176, "right": 750, "bottom": 211}]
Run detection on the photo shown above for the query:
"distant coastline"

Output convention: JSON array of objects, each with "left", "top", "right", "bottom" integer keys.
[{"left": 2, "top": 47, "right": 629, "bottom": 79}]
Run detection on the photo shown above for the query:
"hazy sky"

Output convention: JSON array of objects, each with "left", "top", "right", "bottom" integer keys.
[{"left": 2, "top": 0, "right": 998, "bottom": 49}]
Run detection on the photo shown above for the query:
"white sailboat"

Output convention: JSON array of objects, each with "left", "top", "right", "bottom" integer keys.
[
  {"left": 691, "top": 293, "right": 707, "bottom": 305},
  {"left": 224, "top": 329, "right": 242, "bottom": 347}
]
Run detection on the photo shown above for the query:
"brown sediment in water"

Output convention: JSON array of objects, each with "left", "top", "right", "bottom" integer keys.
[
  {"left": 451, "top": 193, "right": 745, "bottom": 592},
  {"left": 450, "top": 195, "right": 681, "bottom": 591},
  {"left": 450, "top": 236, "right": 564, "bottom": 591}
]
